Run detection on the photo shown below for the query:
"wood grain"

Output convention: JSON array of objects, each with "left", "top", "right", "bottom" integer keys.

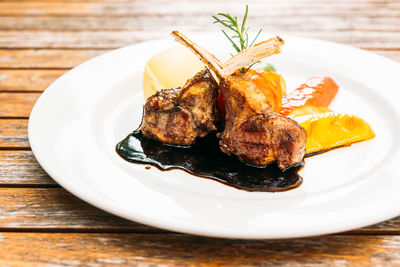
[
  {"left": 3, "top": 0, "right": 398, "bottom": 2},
  {"left": 0, "top": 233, "right": 400, "bottom": 266},
  {"left": 1, "top": 30, "right": 400, "bottom": 49},
  {"left": 0, "top": 49, "right": 108, "bottom": 69},
  {"left": 1, "top": 0, "right": 400, "bottom": 264},
  {"left": 1, "top": 1, "right": 399, "bottom": 16},
  {"left": 4, "top": 0, "right": 132, "bottom": 2},
  {"left": 0, "top": 93, "right": 39, "bottom": 117},
  {"left": 0, "top": 120, "right": 28, "bottom": 147},
  {"left": 1, "top": 15, "right": 400, "bottom": 31},
  {"left": 0, "top": 188, "right": 146, "bottom": 231},
  {"left": 0, "top": 186, "right": 398, "bottom": 233},
  {"left": 0, "top": 151, "right": 54, "bottom": 185},
  {"left": 0, "top": 70, "right": 65, "bottom": 91},
  {"left": 0, "top": 30, "right": 166, "bottom": 49},
  {"left": 371, "top": 50, "right": 400, "bottom": 63}
]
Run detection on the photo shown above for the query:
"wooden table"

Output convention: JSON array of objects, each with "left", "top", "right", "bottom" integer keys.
[{"left": 1, "top": 0, "right": 400, "bottom": 265}]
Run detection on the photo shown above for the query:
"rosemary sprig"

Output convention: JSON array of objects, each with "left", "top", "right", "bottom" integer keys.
[{"left": 212, "top": 5, "right": 263, "bottom": 73}]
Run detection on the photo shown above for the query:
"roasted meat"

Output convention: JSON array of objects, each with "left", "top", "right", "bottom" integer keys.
[
  {"left": 219, "top": 74, "right": 307, "bottom": 170},
  {"left": 172, "top": 31, "right": 306, "bottom": 169},
  {"left": 141, "top": 69, "right": 219, "bottom": 146}
]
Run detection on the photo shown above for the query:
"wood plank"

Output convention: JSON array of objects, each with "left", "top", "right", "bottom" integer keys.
[
  {"left": 377, "top": 50, "right": 400, "bottom": 61},
  {"left": 0, "top": 0, "right": 398, "bottom": 264},
  {"left": 7, "top": 0, "right": 133, "bottom": 3},
  {"left": 0, "top": 186, "right": 398, "bottom": 233},
  {"left": 0, "top": 30, "right": 166, "bottom": 49},
  {"left": 0, "top": 70, "right": 65, "bottom": 91},
  {"left": 1, "top": 30, "right": 400, "bottom": 49},
  {"left": 369, "top": 50, "right": 400, "bottom": 62},
  {"left": 3, "top": 0, "right": 399, "bottom": 2},
  {"left": 0, "top": 49, "right": 108, "bottom": 69},
  {"left": 7, "top": 0, "right": 134, "bottom": 3},
  {"left": 0, "top": 151, "right": 54, "bottom": 185},
  {"left": 0, "top": 120, "right": 28, "bottom": 148},
  {"left": 0, "top": 1, "right": 399, "bottom": 16},
  {"left": 361, "top": 218, "right": 400, "bottom": 234},
  {"left": 1, "top": 15, "right": 400, "bottom": 31},
  {"left": 0, "top": 233, "right": 400, "bottom": 266},
  {"left": 0, "top": 188, "right": 148, "bottom": 231},
  {"left": 0, "top": 93, "right": 39, "bottom": 117}
]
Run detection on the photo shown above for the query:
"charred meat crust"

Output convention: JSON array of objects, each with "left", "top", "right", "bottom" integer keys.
[
  {"left": 219, "top": 74, "right": 307, "bottom": 170},
  {"left": 141, "top": 69, "right": 219, "bottom": 146}
]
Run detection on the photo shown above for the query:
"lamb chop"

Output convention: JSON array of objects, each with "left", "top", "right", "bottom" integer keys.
[
  {"left": 141, "top": 68, "right": 219, "bottom": 146},
  {"left": 172, "top": 31, "right": 306, "bottom": 170},
  {"left": 141, "top": 32, "right": 286, "bottom": 147},
  {"left": 219, "top": 74, "right": 307, "bottom": 169}
]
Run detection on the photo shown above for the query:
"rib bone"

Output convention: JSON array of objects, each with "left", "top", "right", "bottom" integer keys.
[
  {"left": 171, "top": 31, "right": 225, "bottom": 80},
  {"left": 170, "top": 31, "right": 284, "bottom": 79},
  {"left": 221, "top": 37, "right": 284, "bottom": 76}
]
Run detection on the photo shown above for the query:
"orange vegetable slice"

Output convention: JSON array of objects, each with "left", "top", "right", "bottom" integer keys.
[
  {"left": 289, "top": 106, "right": 375, "bottom": 154},
  {"left": 280, "top": 76, "right": 339, "bottom": 116},
  {"left": 242, "top": 69, "right": 286, "bottom": 112},
  {"left": 287, "top": 105, "right": 331, "bottom": 117}
]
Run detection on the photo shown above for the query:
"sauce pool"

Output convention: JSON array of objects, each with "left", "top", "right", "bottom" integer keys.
[{"left": 116, "top": 131, "right": 304, "bottom": 192}]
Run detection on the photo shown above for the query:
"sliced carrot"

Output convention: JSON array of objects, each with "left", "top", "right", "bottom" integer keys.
[
  {"left": 242, "top": 69, "right": 286, "bottom": 112},
  {"left": 280, "top": 76, "right": 339, "bottom": 116}
]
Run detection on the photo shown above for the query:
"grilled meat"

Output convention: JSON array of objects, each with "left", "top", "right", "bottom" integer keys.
[
  {"left": 142, "top": 31, "right": 306, "bottom": 168},
  {"left": 219, "top": 73, "right": 307, "bottom": 170},
  {"left": 141, "top": 69, "right": 219, "bottom": 146},
  {"left": 171, "top": 31, "right": 306, "bottom": 169}
]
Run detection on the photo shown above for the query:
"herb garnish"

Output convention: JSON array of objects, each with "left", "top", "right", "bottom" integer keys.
[
  {"left": 263, "top": 63, "right": 276, "bottom": 72},
  {"left": 212, "top": 5, "right": 263, "bottom": 73}
]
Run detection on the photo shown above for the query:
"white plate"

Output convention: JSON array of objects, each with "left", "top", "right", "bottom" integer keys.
[{"left": 29, "top": 33, "right": 400, "bottom": 239}]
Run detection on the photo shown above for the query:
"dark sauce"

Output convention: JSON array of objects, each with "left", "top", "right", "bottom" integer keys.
[{"left": 116, "top": 131, "right": 304, "bottom": 192}]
